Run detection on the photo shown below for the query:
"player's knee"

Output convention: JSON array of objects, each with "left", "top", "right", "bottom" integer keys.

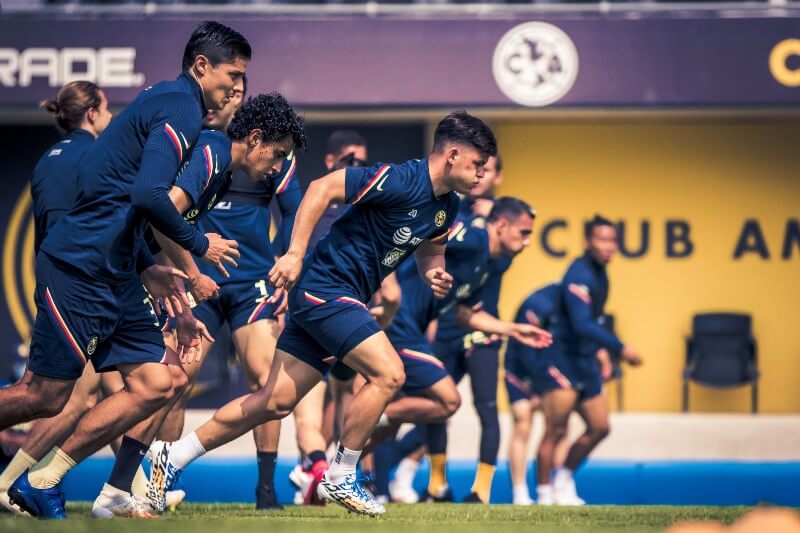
[
  {"left": 545, "top": 424, "right": 568, "bottom": 442},
  {"left": 28, "top": 380, "right": 72, "bottom": 417},
  {"left": 169, "top": 365, "right": 190, "bottom": 397},
  {"left": 133, "top": 369, "right": 175, "bottom": 408},
  {"left": 589, "top": 423, "right": 610, "bottom": 442},
  {"left": 376, "top": 361, "right": 405, "bottom": 395},
  {"left": 475, "top": 401, "right": 498, "bottom": 425},
  {"left": 440, "top": 389, "right": 461, "bottom": 417}
]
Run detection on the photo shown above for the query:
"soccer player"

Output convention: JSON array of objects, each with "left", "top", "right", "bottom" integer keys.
[
  {"left": 534, "top": 215, "right": 642, "bottom": 505},
  {"left": 425, "top": 155, "right": 514, "bottom": 503},
  {"left": 504, "top": 283, "right": 559, "bottom": 505},
  {"left": 5, "top": 21, "right": 251, "bottom": 519},
  {"left": 289, "top": 129, "right": 368, "bottom": 505},
  {"left": 0, "top": 81, "right": 112, "bottom": 513},
  {"left": 150, "top": 111, "right": 500, "bottom": 516},
  {"left": 371, "top": 198, "right": 547, "bottom": 502},
  {"left": 150, "top": 92, "right": 306, "bottom": 511}
]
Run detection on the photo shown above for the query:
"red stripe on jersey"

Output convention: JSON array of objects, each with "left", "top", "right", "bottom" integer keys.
[{"left": 164, "top": 123, "right": 183, "bottom": 161}]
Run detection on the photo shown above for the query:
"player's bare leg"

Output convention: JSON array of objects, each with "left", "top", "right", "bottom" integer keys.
[
  {"left": 157, "top": 334, "right": 211, "bottom": 441},
  {"left": 553, "top": 393, "right": 609, "bottom": 506},
  {"left": 232, "top": 319, "right": 283, "bottom": 509},
  {"left": 291, "top": 381, "right": 328, "bottom": 504},
  {"left": 0, "top": 371, "right": 74, "bottom": 430},
  {"left": 508, "top": 397, "right": 537, "bottom": 505},
  {"left": 0, "top": 364, "right": 101, "bottom": 514},
  {"left": 536, "top": 389, "right": 577, "bottom": 505},
  {"left": 382, "top": 377, "right": 460, "bottom": 425}
]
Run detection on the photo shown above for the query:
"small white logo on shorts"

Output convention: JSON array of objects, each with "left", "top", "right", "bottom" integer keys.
[
  {"left": 381, "top": 248, "right": 407, "bottom": 268},
  {"left": 393, "top": 227, "right": 412, "bottom": 245},
  {"left": 456, "top": 284, "right": 472, "bottom": 299},
  {"left": 492, "top": 22, "right": 579, "bottom": 107}
]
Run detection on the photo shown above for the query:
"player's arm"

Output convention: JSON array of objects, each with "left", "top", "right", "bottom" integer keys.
[
  {"left": 271, "top": 155, "right": 301, "bottom": 256},
  {"left": 269, "top": 169, "right": 347, "bottom": 289},
  {"left": 562, "top": 273, "right": 627, "bottom": 356},
  {"left": 455, "top": 303, "right": 552, "bottom": 349},
  {"left": 414, "top": 240, "right": 452, "bottom": 299},
  {"left": 130, "top": 102, "right": 238, "bottom": 270}
]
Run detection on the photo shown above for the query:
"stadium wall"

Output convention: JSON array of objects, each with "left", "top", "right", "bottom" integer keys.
[{"left": 494, "top": 117, "right": 800, "bottom": 413}]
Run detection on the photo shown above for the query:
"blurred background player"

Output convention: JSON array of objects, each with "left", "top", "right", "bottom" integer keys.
[
  {"left": 533, "top": 215, "right": 642, "bottom": 505},
  {"left": 290, "top": 129, "right": 369, "bottom": 504},
  {"left": 399, "top": 155, "right": 515, "bottom": 504},
  {"left": 371, "top": 197, "right": 547, "bottom": 503},
  {"left": 0, "top": 81, "right": 112, "bottom": 513}
]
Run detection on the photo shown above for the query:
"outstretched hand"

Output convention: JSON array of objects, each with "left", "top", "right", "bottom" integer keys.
[
  {"left": 141, "top": 265, "right": 190, "bottom": 318},
  {"left": 175, "top": 310, "right": 214, "bottom": 364},
  {"left": 268, "top": 251, "right": 303, "bottom": 292},
  {"left": 509, "top": 323, "right": 553, "bottom": 349}
]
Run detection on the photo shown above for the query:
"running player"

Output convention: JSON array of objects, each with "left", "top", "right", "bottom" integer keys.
[
  {"left": 424, "top": 155, "right": 515, "bottom": 503},
  {"left": 5, "top": 22, "right": 251, "bottom": 519},
  {"left": 371, "top": 198, "right": 547, "bottom": 502},
  {"left": 534, "top": 215, "right": 642, "bottom": 505},
  {"left": 149, "top": 111, "right": 500, "bottom": 516},
  {"left": 0, "top": 81, "right": 112, "bottom": 514},
  {"left": 151, "top": 92, "right": 306, "bottom": 511},
  {"left": 289, "top": 129, "right": 368, "bottom": 505}
]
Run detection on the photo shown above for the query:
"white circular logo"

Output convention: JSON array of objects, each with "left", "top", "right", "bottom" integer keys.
[
  {"left": 393, "top": 227, "right": 412, "bottom": 245},
  {"left": 492, "top": 22, "right": 579, "bottom": 107}
]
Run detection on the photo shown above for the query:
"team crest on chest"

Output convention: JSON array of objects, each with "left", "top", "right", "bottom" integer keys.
[
  {"left": 435, "top": 210, "right": 446, "bottom": 227},
  {"left": 381, "top": 248, "right": 407, "bottom": 268}
]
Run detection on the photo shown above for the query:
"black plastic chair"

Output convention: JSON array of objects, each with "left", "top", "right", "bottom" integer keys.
[
  {"left": 600, "top": 314, "right": 624, "bottom": 412},
  {"left": 683, "top": 313, "right": 759, "bottom": 414}
]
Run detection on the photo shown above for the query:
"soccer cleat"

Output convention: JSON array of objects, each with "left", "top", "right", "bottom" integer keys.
[
  {"left": 289, "top": 464, "right": 325, "bottom": 506},
  {"left": 422, "top": 486, "right": 453, "bottom": 503},
  {"left": 553, "top": 477, "right": 585, "bottom": 506},
  {"left": 92, "top": 484, "right": 157, "bottom": 519},
  {"left": 147, "top": 440, "right": 183, "bottom": 514},
  {"left": 462, "top": 492, "right": 486, "bottom": 504},
  {"left": 388, "top": 479, "right": 419, "bottom": 504},
  {"left": 7, "top": 472, "right": 66, "bottom": 519},
  {"left": 0, "top": 488, "right": 30, "bottom": 515},
  {"left": 316, "top": 473, "right": 385, "bottom": 516},
  {"left": 255, "top": 483, "right": 283, "bottom": 510}
]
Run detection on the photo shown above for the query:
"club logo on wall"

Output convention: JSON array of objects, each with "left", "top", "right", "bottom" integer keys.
[
  {"left": 492, "top": 22, "right": 579, "bottom": 107},
  {"left": 3, "top": 185, "right": 38, "bottom": 343}
]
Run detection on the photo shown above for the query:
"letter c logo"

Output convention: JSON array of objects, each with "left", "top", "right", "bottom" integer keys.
[{"left": 770, "top": 39, "right": 800, "bottom": 87}]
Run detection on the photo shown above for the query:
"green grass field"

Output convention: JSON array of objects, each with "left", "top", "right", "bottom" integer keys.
[{"left": 0, "top": 503, "right": 750, "bottom": 533}]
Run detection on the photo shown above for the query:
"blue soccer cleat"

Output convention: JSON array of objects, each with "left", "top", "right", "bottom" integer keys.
[
  {"left": 8, "top": 472, "right": 66, "bottom": 520},
  {"left": 147, "top": 440, "right": 183, "bottom": 514},
  {"left": 316, "top": 472, "right": 385, "bottom": 516}
]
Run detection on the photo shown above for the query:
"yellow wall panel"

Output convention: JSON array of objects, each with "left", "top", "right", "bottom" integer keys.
[{"left": 494, "top": 119, "right": 800, "bottom": 413}]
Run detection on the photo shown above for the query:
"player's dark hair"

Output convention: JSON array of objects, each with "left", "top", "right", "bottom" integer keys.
[
  {"left": 326, "top": 129, "right": 367, "bottom": 156},
  {"left": 584, "top": 214, "right": 616, "bottom": 239},
  {"left": 493, "top": 154, "right": 503, "bottom": 174},
  {"left": 487, "top": 196, "right": 536, "bottom": 223},
  {"left": 433, "top": 111, "right": 497, "bottom": 160},
  {"left": 227, "top": 92, "right": 307, "bottom": 151},
  {"left": 182, "top": 21, "right": 251, "bottom": 71},
  {"left": 40, "top": 81, "right": 103, "bottom": 132}
]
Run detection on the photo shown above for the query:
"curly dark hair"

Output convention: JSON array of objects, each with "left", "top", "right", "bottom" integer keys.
[
  {"left": 433, "top": 110, "right": 497, "bottom": 160},
  {"left": 227, "top": 92, "right": 307, "bottom": 151}
]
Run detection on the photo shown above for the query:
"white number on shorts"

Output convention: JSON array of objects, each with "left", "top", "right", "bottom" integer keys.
[
  {"left": 143, "top": 296, "right": 159, "bottom": 327},
  {"left": 254, "top": 280, "right": 268, "bottom": 304}
]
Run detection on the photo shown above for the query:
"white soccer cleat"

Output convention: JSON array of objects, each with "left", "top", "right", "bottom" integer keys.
[
  {"left": 91, "top": 484, "right": 156, "bottom": 519},
  {"left": 0, "top": 488, "right": 29, "bottom": 516},
  {"left": 147, "top": 440, "right": 183, "bottom": 514},
  {"left": 553, "top": 478, "right": 585, "bottom": 506},
  {"left": 388, "top": 479, "right": 419, "bottom": 504},
  {"left": 316, "top": 473, "right": 385, "bottom": 516}
]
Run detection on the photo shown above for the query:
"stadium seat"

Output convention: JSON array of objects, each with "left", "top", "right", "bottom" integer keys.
[
  {"left": 601, "top": 314, "right": 624, "bottom": 412},
  {"left": 682, "top": 313, "right": 759, "bottom": 414}
]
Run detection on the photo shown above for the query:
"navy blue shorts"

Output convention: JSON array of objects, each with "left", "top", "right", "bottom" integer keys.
[
  {"left": 192, "top": 280, "right": 278, "bottom": 338},
  {"left": 434, "top": 331, "right": 503, "bottom": 384},
  {"left": 394, "top": 338, "right": 449, "bottom": 395},
  {"left": 275, "top": 287, "right": 382, "bottom": 375},
  {"left": 531, "top": 350, "right": 603, "bottom": 401},
  {"left": 504, "top": 343, "right": 538, "bottom": 404},
  {"left": 28, "top": 254, "right": 166, "bottom": 380}
]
